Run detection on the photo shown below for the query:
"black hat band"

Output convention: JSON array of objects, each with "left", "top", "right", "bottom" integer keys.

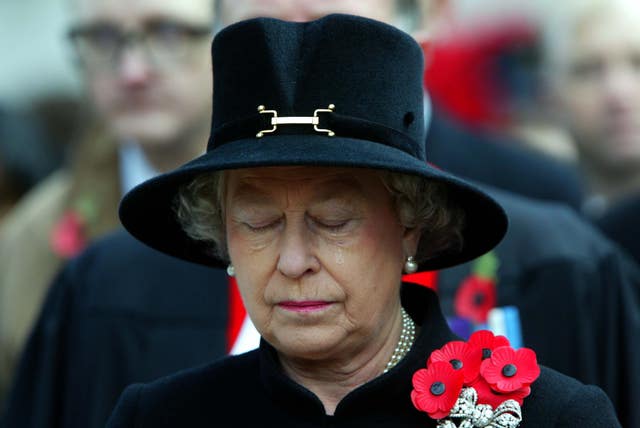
[{"left": 209, "top": 109, "right": 420, "bottom": 158}]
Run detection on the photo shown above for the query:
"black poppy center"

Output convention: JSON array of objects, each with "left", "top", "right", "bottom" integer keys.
[
  {"left": 473, "top": 292, "right": 486, "bottom": 306},
  {"left": 502, "top": 363, "right": 517, "bottom": 377},
  {"left": 449, "top": 359, "right": 463, "bottom": 370},
  {"left": 482, "top": 348, "right": 492, "bottom": 359},
  {"left": 430, "top": 381, "right": 446, "bottom": 396}
]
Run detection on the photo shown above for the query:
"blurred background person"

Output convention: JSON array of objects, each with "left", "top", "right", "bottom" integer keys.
[
  {"left": 0, "top": 0, "right": 215, "bottom": 407},
  {"left": 419, "top": 0, "right": 587, "bottom": 211},
  {"left": 542, "top": 0, "right": 640, "bottom": 263},
  {"left": 3, "top": 1, "right": 639, "bottom": 427}
]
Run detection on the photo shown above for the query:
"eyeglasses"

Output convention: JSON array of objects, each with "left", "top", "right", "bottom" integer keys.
[{"left": 68, "top": 19, "right": 212, "bottom": 69}]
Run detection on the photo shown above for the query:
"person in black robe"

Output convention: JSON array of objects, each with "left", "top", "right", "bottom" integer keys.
[
  {"left": 426, "top": 110, "right": 585, "bottom": 210},
  {"left": 435, "top": 186, "right": 640, "bottom": 427},
  {"left": 0, "top": 230, "right": 230, "bottom": 428},
  {"left": 595, "top": 194, "right": 640, "bottom": 265}
]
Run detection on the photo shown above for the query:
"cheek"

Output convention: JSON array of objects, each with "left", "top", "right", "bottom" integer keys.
[
  {"left": 324, "top": 219, "right": 404, "bottom": 299},
  {"left": 170, "top": 61, "right": 213, "bottom": 107},
  {"left": 87, "top": 77, "right": 118, "bottom": 113},
  {"left": 227, "top": 229, "right": 273, "bottom": 307},
  {"left": 562, "top": 87, "right": 604, "bottom": 130},
  {"left": 329, "top": 239, "right": 402, "bottom": 331}
]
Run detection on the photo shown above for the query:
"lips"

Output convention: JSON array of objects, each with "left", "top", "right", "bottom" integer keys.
[{"left": 277, "top": 301, "right": 332, "bottom": 313}]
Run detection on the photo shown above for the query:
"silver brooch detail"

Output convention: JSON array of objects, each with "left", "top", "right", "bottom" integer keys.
[{"left": 437, "top": 387, "right": 522, "bottom": 428}]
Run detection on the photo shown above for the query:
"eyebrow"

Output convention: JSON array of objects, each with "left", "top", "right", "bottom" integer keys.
[
  {"left": 72, "top": 16, "right": 211, "bottom": 31},
  {"left": 229, "top": 175, "right": 368, "bottom": 206}
]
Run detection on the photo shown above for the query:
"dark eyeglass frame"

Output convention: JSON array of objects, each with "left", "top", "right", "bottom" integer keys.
[{"left": 67, "top": 19, "right": 212, "bottom": 68}]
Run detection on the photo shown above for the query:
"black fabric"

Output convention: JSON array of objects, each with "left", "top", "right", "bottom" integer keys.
[
  {"left": 212, "top": 106, "right": 420, "bottom": 157},
  {"left": 209, "top": 17, "right": 425, "bottom": 152},
  {"left": 596, "top": 194, "right": 640, "bottom": 265},
  {"left": 0, "top": 230, "right": 230, "bottom": 428},
  {"left": 106, "top": 284, "right": 620, "bottom": 427},
  {"left": 436, "top": 188, "right": 640, "bottom": 428},
  {"left": 119, "top": 14, "right": 508, "bottom": 272},
  {"left": 426, "top": 110, "right": 585, "bottom": 210},
  {"left": 3, "top": 194, "right": 635, "bottom": 427}
]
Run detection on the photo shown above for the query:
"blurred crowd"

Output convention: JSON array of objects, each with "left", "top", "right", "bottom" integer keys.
[{"left": 0, "top": 0, "right": 639, "bottom": 427}]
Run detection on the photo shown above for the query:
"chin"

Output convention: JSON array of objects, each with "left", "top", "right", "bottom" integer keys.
[
  {"left": 272, "top": 329, "right": 346, "bottom": 361},
  {"left": 111, "top": 116, "right": 182, "bottom": 147}
]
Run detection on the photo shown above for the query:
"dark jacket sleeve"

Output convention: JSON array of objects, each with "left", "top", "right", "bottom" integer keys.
[
  {"left": 581, "top": 251, "right": 640, "bottom": 427},
  {"left": 0, "top": 267, "right": 75, "bottom": 428},
  {"left": 555, "top": 384, "right": 621, "bottom": 427},
  {"left": 106, "top": 384, "right": 143, "bottom": 428}
]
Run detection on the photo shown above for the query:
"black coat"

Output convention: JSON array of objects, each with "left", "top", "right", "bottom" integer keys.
[
  {"left": 596, "top": 194, "right": 640, "bottom": 265},
  {"left": 106, "top": 284, "right": 619, "bottom": 427},
  {"left": 436, "top": 188, "right": 640, "bottom": 427},
  {"left": 4, "top": 192, "right": 638, "bottom": 427},
  {"left": 426, "top": 111, "right": 585, "bottom": 210},
  {"left": 0, "top": 230, "right": 230, "bottom": 428}
]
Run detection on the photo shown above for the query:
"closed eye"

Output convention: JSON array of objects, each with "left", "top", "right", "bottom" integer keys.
[
  {"left": 243, "top": 218, "right": 282, "bottom": 233},
  {"left": 310, "top": 216, "right": 350, "bottom": 233}
]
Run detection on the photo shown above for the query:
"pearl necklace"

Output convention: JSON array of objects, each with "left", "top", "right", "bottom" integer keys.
[{"left": 383, "top": 307, "right": 416, "bottom": 373}]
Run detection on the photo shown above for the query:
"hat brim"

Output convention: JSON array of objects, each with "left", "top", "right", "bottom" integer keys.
[{"left": 119, "top": 134, "right": 507, "bottom": 271}]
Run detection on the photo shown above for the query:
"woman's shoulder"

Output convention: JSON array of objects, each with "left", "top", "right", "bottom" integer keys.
[
  {"left": 523, "top": 366, "right": 620, "bottom": 427},
  {"left": 106, "top": 350, "right": 261, "bottom": 427}
]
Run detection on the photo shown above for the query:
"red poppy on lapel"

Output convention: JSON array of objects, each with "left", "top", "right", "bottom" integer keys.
[
  {"left": 454, "top": 275, "right": 497, "bottom": 324},
  {"left": 471, "top": 376, "right": 531, "bottom": 408},
  {"left": 468, "top": 330, "right": 510, "bottom": 360},
  {"left": 480, "top": 346, "right": 540, "bottom": 393},
  {"left": 428, "top": 340, "right": 482, "bottom": 384},
  {"left": 411, "top": 361, "right": 464, "bottom": 419},
  {"left": 50, "top": 210, "right": 87, "bottom": 258},
  {"left": 411, "top": 330, "right": 539, "bottom": 424}
]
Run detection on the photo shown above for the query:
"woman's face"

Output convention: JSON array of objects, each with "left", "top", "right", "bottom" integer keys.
[{"left": 225, "top": 166, "right": 419, "bottom": 361}]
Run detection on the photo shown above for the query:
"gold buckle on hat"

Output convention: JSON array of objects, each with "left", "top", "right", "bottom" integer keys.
[{"left": 256, "top": 104, "right": 336, "bottom": 137}]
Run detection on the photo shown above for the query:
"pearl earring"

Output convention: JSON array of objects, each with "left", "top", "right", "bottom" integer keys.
[
  {"left": 404, "top": 256, "right": 418, "bottom": 274},
  {"left": 226, "top": 264, "right": 235, "bottom": 277}
]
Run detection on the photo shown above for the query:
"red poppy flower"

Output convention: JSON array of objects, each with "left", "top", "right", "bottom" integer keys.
[
  {"left": 454, "top": 275, "right": 497, "bottom": 324},
  {"left": 411, "top": 361, "right": 464, "bottom": 420},
  {"left": 468, "top": 330, "right": 510, "bottom": 360},
  {"left": 428, "top": 341, "right": 482, "bottom": 384},
  {"left": 480, "top": 346, "right": 540, "bottom": 393},
  {"left": 50, "top": 210, "right": 87, "bottom": 258},
  {"left": 471, "top": 376, "right": 531, "bottom": 408}
]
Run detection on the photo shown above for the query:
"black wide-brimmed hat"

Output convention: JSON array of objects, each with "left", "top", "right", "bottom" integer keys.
[{"left": 119, "top": 14, "right": 508, "bottom": 271}]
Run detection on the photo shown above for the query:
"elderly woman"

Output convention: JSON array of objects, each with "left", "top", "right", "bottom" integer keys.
[{"left": 108, "top": 14, "right": 619, "bottom": 427}]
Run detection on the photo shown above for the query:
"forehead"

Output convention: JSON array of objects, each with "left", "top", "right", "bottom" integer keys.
[
  {"left": 571, "top": 7, "right": 640, "bottom": 54},
  {"left": 72, "top": 0, "right": 214, "bottom": 24},
  {"left": 226, "top": 166, "right": 382, "bottom": 200},
  {"left": 552, "top": 0, "right": 640, "bottom": 61},
  {"left": 221, "top": 0, "right": 395, "bottom": 26}
]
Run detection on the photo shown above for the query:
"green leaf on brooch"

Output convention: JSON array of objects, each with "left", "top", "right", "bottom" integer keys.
[{"left": 472, "top": 251, "right": 499, "bottom": 280}]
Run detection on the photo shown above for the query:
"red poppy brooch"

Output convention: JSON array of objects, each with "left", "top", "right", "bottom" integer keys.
[{"left": 411, "top": 330, "right": 540, "bottom": 427}]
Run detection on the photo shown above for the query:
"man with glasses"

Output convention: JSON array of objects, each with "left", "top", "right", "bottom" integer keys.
[
  {"left": 0, "top": 0, "right": 217, "bottom": 414},
  {"left": 66, "top": 0, "right": 214, "bottom": 170}
]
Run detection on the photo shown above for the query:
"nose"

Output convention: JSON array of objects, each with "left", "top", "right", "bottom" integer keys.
[
  {"left": 277, "top": 220, "right": 320, "bottom": 279},
  {"left": 117, "top": 47, "right": 153, "bottom": 88}
]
